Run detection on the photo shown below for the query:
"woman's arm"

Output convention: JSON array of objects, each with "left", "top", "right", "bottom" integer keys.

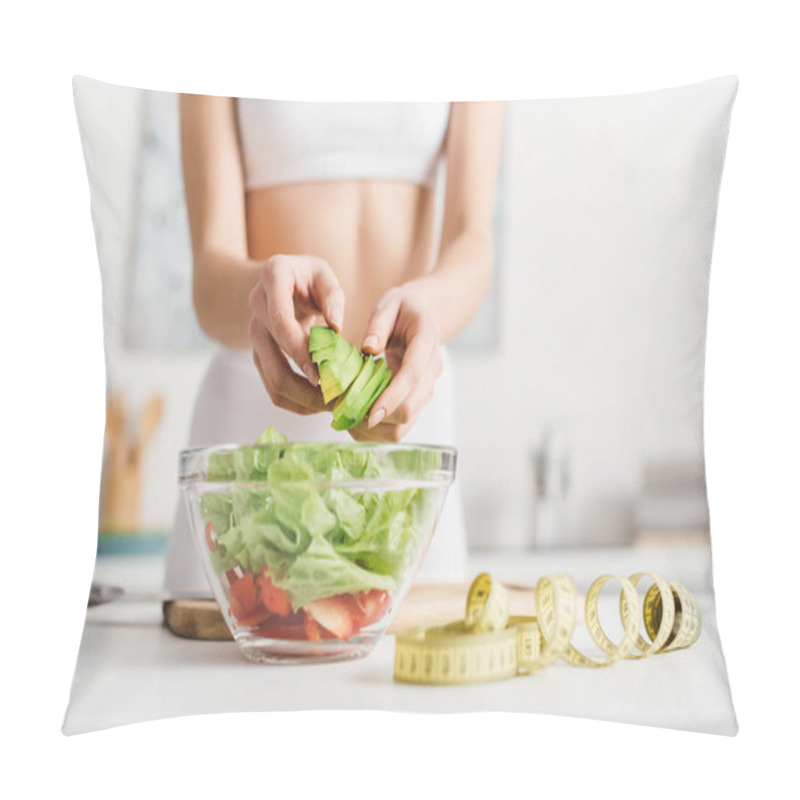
[
  {"left": 355, "top": 102, "right": 504, "bottom": 439},
  {"left": 180, "top": 94, "right": 262, "bottom": 349},
  {"left": 181, "top": 95, "right": 341, "bottom": 413},
  {"left": 414, "top": 101, "right": 505, "bottom": 341}
]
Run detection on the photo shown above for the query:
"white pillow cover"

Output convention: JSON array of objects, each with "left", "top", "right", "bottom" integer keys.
[{"left": 65, "top": 75, "right": 738, "bottom": 735}]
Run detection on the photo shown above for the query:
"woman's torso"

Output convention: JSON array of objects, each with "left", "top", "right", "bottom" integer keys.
[
  {"left": 236, "top": 100, "right": 451, "bottom": 344},
  {"left": 245, "top": 182, "right": 435, "bottom": 343}
]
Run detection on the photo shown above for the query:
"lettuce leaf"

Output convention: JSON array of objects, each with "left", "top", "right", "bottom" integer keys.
[
  {"left": 200, "top": 493, "right": 232, "bottom": 535},
  {"left": 256, "top": 426, "right": 288, "bottom": 445},
  {"left": 324, "top": 489, "right": 366, "bottom": 541},
  {"left": 271, "top": 534, "right": 395, "bottom": 611},
  {"left": 199, "top": 428, "right": 442, "bottom": 608}
]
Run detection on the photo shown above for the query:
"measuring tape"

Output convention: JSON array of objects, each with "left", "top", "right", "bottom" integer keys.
[{"left": 394, "top": 571, "right": 702, "bottom": 685}]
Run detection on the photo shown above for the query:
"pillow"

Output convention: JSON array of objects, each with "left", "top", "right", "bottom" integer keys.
[{"left": 64, "top": 74, "right": 738, "bottom": 736}]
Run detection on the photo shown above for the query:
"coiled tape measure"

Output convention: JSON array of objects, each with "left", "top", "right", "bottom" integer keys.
[{"left": 393, "top": 572, "right": 701, "bottom": 685}]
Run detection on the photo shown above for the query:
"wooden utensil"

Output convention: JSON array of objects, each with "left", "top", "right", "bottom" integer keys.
[{"left": 100, "top": 393, "right": 163, "bottom": 532}]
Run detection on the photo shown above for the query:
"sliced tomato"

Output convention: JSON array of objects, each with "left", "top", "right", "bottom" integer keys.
[
  {"left": 229, "top": 572, "right": 259, "bottom": 612},
  {"left": 303, "top": 612, "right": 323, "bottom": 642},
  {"left": 304, "top": 595, "right": 361, "bottom": 640},
  {"left": 255, "top": 612, "right": 307, "bottom": 641},
  {"left": 224, "top": 566, "right": 243, "bottom": 588},
  {"left": 354, "top": 590, "right": 392, "bottom": 628},
  {"left": 228, "top": 572, "right": 271, "bottom": 627},
  {"left": 233, "top": 605, "right": 273, "bottom": 627},
  {"left": 204, "top": 521, "right": 217, "bottom": 552},
  {"left": 256, "top": 571, "right": 292, "bottom": 616},
  {"left": 302, "top": 611, "right": 336, "bottom": 641}
]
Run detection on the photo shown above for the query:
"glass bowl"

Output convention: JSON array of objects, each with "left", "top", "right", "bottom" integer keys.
[{"left": 179, "top": 440, "right": 456, "bottom": 664}]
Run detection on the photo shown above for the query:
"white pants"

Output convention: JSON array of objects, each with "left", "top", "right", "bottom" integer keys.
[{"left": 163, "top": 346, "right": 467, "bottom": 591}]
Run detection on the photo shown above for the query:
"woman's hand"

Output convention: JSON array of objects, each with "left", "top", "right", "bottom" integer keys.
[
  {"left": 248, "top": 254, "right": 345, "bottom": 415},
  {"left": 349, "top": 282, "right": 443, "bottom": 442}
]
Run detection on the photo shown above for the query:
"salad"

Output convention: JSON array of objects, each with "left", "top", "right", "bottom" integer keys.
[{"left": 197, "top": 426, "right": 441, "bottom": 642}]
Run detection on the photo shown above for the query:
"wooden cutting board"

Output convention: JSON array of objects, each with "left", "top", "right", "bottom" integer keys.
[
  {"left": 163, "top": 599, "right": 232, "bottom": 640},
  {"left": 163, "top": 582, "right": 537, "bottom": 641}
]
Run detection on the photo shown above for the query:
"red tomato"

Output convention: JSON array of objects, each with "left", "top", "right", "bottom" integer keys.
[
  {"left": 255, "top": 612, "right": 307, "bottom": 641},
  {"left": 204, "top": 521, "right": 217, "bottom": 552},
  {"left": 353, "top": 590, "right": 392, "bottom": 628},
  {"left": 224, "top": 567, "right": 243, "bottom": 588},
  {"left": 302, "top": 611, "right": 336, "bottom": 641},
  {"left": 232, "top": 605, "right": 273, "bottom": 627},
  {"left": 303, "top": 612, "right": 323, "bottom": 642},
  {"left": 256, "top": 571, "right": 292, "bottom": 616},
  {"left": 228, "top": 572, "right": 271, "bottom": 627},
  {"left": 229, "top": 572, "right": 258, "bottom": 611},
  {"left": 305, "top": 595, "right": 362, "bottom": 640}
]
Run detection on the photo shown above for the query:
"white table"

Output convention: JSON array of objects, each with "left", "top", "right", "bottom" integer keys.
[{"left": 63, "top": 545, "right": 737, "bottom": 735}]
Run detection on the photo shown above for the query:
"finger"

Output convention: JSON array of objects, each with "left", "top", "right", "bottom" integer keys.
[
  {"left": 257, "top": 262, "right": 317, "bottom": 384},
  {"left": 250, "top": 320, "right": 326, "bottom": 414},
  {"left": 250, "top": 277, "right": 306, "bottom": 372},
  {"left": 347, "top": 426, "right": 373, "bottom": 443},
  {"left": 251, "top": 351, "right": 312, "bottom": 416},
  {"left": 367, "top": 325, "right": 437, "bottom": 427},
  {"left": 381, "top": 345, "right": 442, "bottom": 426},
  {"left": 361, "top": 291, "right": 402, "bottom": 355},
  {"left": 307, "top": 258, "right": 345, "bottom": 332},
  {"left": 349, "top": 420, "right": 413, "bottom": 443}
]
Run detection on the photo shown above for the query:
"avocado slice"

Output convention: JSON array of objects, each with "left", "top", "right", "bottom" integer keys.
[
  {"left": 309, "top": 326, "right": 338, "bottom": 352},
  {"left": 366, "top": 366, "right": 392, "bottom": 411},
  {"left": 318, "top": 347, "right": 364, "bottom": 404},
  {"left": 348, "top": 358, "right": 388, "bottom": 427},
  {"left": 332, "top": 356, "right": 376, "bottom": 429},
  {"left": 311, "top": 342, "right": 338, "bottom": 365},
  {"left": 311, "top": 333, "right": 355, "bottom": 366},
  {"left": 308, "top": 326, "right": 394, "bottom": 430}
]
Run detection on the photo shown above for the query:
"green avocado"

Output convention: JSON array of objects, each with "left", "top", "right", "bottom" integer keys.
[
  {"left": 366, "top": 366, "right": 392, "bottom": 411},
  {"left": 349, "top": 358, "right": 388, "bottom": 427},
  {"left": 332, "top": 357, "right": 376, "bottom": 430},
  {"left": 308, "top": 326, "right": 393, "bottom": 430},
  {"left": 310, "top": 342, "right": 338, "bottom": 364},
  {"left": 311, "top": 334, "right": 354, "bottom": 366},
  {"left": 308, "top": 326, "right": 338, "bottom": 352},
  {"left": 318, "top": 346, "right": 364, "bottom": 404}
]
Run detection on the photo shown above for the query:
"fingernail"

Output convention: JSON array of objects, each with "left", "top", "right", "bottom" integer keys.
[
  {"left": 363, "top": 335, "right": 378, "bottom": 352},
  {"left": 304, "top": 363, "right": 317, "bottom": 384},
  {"left": 369, "top": 407, "right": 386, "bottom": 428},
  {"left": 329, "top": 304, "right": 343, "bottom": 331}
]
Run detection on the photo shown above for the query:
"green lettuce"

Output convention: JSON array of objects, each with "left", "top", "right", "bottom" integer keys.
[
  {"left": 270, "top": 535, "right": 395, "bottom": 610},
  {"left": 199, "top": 428, "right": 444, "bottom": 609}
]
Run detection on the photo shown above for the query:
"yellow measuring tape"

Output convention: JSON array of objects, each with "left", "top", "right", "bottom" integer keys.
[{"left": 393, "top": 572, "right": 702, "bottom": 685}]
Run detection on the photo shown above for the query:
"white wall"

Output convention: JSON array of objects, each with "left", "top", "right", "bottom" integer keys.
[{"left": 453, "top": 88, "right": 729, "bottom": 548}]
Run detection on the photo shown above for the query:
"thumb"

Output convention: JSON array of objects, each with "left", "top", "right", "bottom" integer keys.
[{"left": 362, "top": 291, "right": 401, "bottom": 354}]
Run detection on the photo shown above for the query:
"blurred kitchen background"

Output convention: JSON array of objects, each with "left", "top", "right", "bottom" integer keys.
[{"left": 76, "top": 79, "right": 711, "bottom": 554}]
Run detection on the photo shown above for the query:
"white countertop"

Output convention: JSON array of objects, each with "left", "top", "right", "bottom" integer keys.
[{"left": 63, "top": 545, "right": 737, "bottom": 736}]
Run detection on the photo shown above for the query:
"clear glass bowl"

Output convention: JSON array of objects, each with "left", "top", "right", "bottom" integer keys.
[{"left": 179, "top": 441, "right": 456, "bottom": 664}]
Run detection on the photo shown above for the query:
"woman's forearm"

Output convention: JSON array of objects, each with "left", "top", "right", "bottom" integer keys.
[
  {"left": 409, "top": 102, "right": 502, "bottom": 345},
  {"left": 193, "top": 249, "right": 262, "bottom": 350},
  {"left": 414, "top": 229, "right": 493, "bottom": 343}
]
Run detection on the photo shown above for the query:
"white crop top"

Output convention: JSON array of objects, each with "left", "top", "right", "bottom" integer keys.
[{"left": 236, "top": 100, "right": 451, "bottom": 190}]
